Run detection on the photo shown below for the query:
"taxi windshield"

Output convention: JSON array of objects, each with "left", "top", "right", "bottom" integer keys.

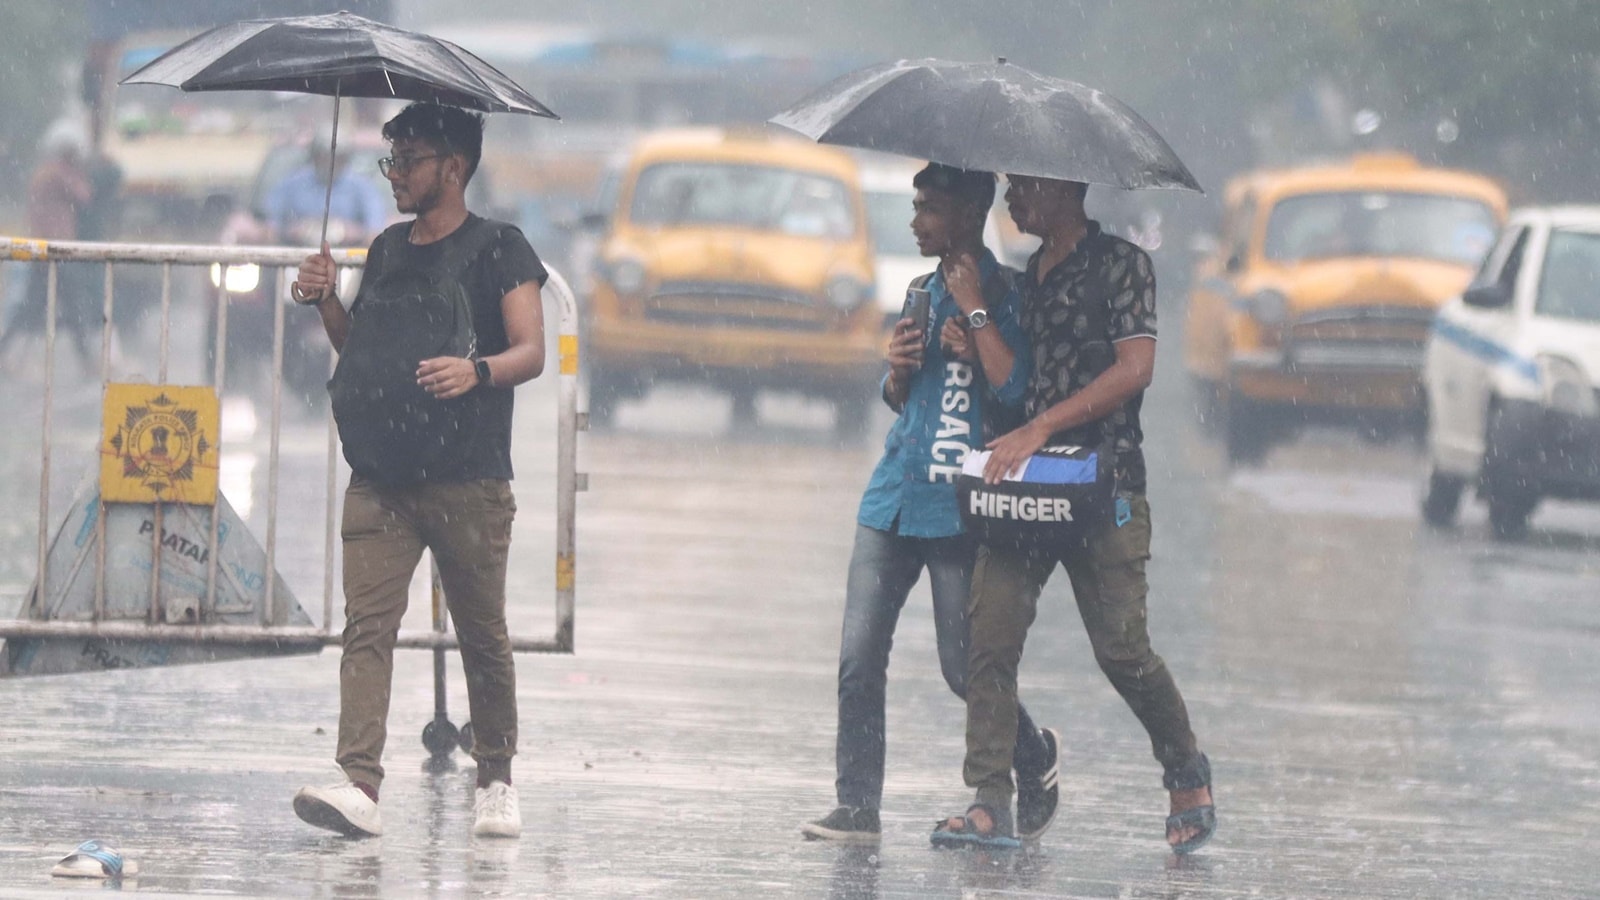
[
  {"left": 629, "top": 162, "right": 856, "bottom": 239},
  {"left": 1262, "top": 191, "right": 1497, "bottom": 265}
]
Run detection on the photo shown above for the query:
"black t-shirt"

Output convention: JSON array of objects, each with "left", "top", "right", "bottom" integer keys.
[{"left": 354, "top": 213, "right": 548, "bottom": 481}]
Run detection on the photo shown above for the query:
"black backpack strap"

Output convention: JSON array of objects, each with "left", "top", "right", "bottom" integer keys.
[{"left": 434, "top": 216, "right": 511, "bottom": 282}]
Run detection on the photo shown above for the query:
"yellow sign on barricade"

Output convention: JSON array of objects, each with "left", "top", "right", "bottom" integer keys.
[{"left": 100, "top": 384, "right": 220, "bottom": 505}]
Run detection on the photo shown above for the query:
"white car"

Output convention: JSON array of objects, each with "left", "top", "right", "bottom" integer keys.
[
  {"left": 1421, "top": 206, "right": 1600, "bottom": 538},
  {"left": 856, "top": 157, "right": 1035, "bottom": 324}
]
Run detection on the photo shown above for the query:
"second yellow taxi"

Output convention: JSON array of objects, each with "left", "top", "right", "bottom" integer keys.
[{"left": 1184, "top": 153, "right": 1507, "bottom": 463}]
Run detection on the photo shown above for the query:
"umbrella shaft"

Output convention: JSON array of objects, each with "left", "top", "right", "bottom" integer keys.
[{"left": 321, "top": 88, "right": 341, "bottom": 247}]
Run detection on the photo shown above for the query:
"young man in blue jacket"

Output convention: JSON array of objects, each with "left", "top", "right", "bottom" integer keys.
[{"left": 802, "top": 164, "right": 1059, "bottom": 844}]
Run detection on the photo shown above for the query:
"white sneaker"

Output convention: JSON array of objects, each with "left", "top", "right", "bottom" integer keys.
[
  {"left": 294, "top": 782, "right": 383, "bottom": 837},
  {"left": 473, "top": 781, "right": 522, "bottom": 838}
]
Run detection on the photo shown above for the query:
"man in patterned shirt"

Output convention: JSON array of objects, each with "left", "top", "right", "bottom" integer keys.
[
  {"left": 935, "top": 175, "right": 1215, "bottom": 853},
  {"left": 802, "top": 164, "right": 1060, "bottom": 846}
]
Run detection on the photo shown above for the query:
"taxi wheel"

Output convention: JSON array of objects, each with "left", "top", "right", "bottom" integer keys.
[
  {"left": 588, "top": 384, "right": 618, "bottom": 427},
  {"left": 1224, "top": 390, "right": 1271, "bottom": 466},
  {"left": 730, "top": 386, "right": 759, "bottom": 425},
  {"left": 586, "top": 361, "right": 635, "bottom": 428},
  {"left": 834, "top": 392, "right": 872, "bottom": 442},
  {"left": 1192, "top": 380, "right": 1225, "bottom": 436}
]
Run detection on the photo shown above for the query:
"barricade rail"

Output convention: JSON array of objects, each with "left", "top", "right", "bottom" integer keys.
[{"left": 0, "top": 236, "right": 580, "bottom": 660}]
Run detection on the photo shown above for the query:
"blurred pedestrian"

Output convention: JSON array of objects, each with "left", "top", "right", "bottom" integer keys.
[
  {"left": 289, "top": 103, "right": 548, "bottom": 840},
  {"left": 935, "top": 174, "right": 1214, "bottom": 854},
  {"left": 802, "top": 164, "right": 1060, "bottom": 846},
  {"left": 262, "top": 128, "right": 388, "bottom": 245},
  {"left": 0, "top": 119, "right": 97, "bottom": 371}
]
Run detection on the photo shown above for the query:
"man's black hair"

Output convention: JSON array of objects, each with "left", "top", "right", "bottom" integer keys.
[
  {"left": 912, "top": 163, "right": 997, "bottom": 215},
  {"left": 382, "top": 103, "right": 486, "bottom": 184}
]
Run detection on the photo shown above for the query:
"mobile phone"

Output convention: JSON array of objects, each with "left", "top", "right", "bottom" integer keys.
[{"left": 904, "top": 287, "right": 931, "bottom": 336}]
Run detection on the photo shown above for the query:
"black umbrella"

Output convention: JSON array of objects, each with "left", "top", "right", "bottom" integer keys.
[
  {"left": 771, "top": 58, "right": 1200, "bottom": 193},
  {"left": 121, "top": 10, "right": 560, "bottom": 242}
]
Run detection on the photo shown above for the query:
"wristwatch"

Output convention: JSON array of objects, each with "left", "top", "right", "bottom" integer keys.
[
  {"left": 474, "top": 358, "right": 492, "bottom": 388},
  {"left": 966, "top": 308, "right": 991, "bottom": 330}
]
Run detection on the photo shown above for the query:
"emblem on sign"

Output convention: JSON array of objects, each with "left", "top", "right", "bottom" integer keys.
[{"left": 101, "top": 384, "right": 219, "bottom": 505}]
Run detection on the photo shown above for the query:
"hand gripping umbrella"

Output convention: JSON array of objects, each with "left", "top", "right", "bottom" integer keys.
[
  {"left": 121, "top": 10, "right": 560, "bottom": 244},
  {"left": 771, "top": 57, "right": 1200, "bottom": 193}
]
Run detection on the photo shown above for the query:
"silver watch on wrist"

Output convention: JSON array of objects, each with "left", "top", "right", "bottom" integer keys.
[{"left": 966, "top": 308, "right": 991, "bottom": 330}]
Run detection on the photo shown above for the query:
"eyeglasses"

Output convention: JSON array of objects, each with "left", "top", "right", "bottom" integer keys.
[{"left": 377, "top": 154, "right": 443, "bottom": 177}]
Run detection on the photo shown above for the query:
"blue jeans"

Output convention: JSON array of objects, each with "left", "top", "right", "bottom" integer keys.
[{"left": 835, "top": 523, "right": 1049, "bottom": 810}]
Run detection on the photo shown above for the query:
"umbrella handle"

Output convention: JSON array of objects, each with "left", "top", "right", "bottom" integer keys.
[{"left": 321, "top": 86, "right": 341, "bottom": 248}]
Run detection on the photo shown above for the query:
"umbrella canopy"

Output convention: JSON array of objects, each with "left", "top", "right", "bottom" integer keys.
[
  {"left": 120, "top": 10, "right": 558, "bottom": 118},
  {"left": 120, "top": 11, "right": 558, "bottom": 246},
  {"left": 771, "top": 58, "right": 1200, "bottom": 193}
]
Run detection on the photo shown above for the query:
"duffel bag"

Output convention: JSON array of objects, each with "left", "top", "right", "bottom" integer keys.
[{"left": 957, "top": 442, "right": 1115, "bottom": 545}]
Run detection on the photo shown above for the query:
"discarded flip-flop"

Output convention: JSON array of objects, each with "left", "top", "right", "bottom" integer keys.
[{"left": 51, "top": 840, "right": 140, "bottom": 879}]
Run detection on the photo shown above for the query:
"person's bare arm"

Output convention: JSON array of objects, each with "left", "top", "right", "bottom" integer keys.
[
  {"left": 294, "top": 242, "right": 352, "bottom": 351},
  {"left": 417, "top": 280, "right": 546, "bottom": 399},
  {"left": 944, "top": 251, "right": 1016, "bottom": 386},
  {"left": 981, "top": 336, "right": 1155, "bottom": 483}
]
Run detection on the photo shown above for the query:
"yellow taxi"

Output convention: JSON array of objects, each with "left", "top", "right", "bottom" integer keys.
[
  {"left": 1183, "top": 153, "right": 1507, "bottom": 462},
  {"left": 585, "top": 127, "right": 881, "bottom": 435}
]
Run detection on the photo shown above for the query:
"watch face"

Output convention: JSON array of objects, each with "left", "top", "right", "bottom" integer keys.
[{"left": 968, "top": 309, "right": 989, "bottom": 328}]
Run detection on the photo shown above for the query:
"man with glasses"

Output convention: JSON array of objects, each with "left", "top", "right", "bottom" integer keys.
[{"left": 288, "top": 102, "right": 548, "bottom": 840}]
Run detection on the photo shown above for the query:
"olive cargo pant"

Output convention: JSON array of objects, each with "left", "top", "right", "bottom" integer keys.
[
  {"left": 964, "top": 494, "right": 1199, "bottom": 810},
  {"left": 336, "top": 476, "right": 518, "bottom": 790}
]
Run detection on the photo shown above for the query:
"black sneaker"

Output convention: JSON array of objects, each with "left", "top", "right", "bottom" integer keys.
[
  {"left": 801, "top": 806, "right": 881, "bottom": 843},
  {"left": 1017, "top": 727, "right": 1061, "bottom": 840}
]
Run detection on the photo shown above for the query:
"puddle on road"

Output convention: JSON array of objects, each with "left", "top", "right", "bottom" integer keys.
[{"left": 1227, "top": 468, "right": 1418, "bottom": 520}]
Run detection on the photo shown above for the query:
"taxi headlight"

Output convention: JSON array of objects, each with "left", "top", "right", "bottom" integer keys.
[
  {"left": 825, "top": 276, "right": 871, "bottom": 311},
  {"left": 1247, "top": 289, "right": 1289, "bottom": 326},
  {"left": 1538, "top": 355, "right": 1598, "bottom": 417},
  {"left": 607, "top": 258, "right": 647, "bottom": 296},
  {"left": 209, "top": 263, "right": 260, "bottom": 294}
]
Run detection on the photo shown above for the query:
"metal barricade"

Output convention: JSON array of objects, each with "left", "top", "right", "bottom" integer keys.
[{"left": 0, "top": 236, "right": 581, "bottom": 667}]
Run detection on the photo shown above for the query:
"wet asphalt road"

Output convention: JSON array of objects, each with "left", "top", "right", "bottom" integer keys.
[{"left": 0, "top": 298, "right": 1597, "bottom": 898}]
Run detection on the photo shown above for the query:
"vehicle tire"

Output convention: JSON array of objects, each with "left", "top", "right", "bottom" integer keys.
[
  {"left": 1482, "top": 404, "right": 1539, "bottom": 541},
  {"left": 729, "top": 385, "right": 759, "bottom": 428},
  {"left": 585, "top": 360, "right": 629, "bottom": 429},
  {"left": 1224, "top": 389, "right": 1272, "bottom": 466},
  {"left": 834, "top": 391, "right": 873, "bottom": 443},
  {"left": 1419, "top": 465, "right": 1465, "bottom": 528},
  {"left": 1191, "top": 378, "right": 1224, "bottom": 435},
  {"left": 1486, "top": 486, "right": 1537, "bottom": 541}
]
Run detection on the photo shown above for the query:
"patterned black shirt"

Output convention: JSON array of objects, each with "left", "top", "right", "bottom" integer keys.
[{"left": 1019, "top": 221, "right": 1157, "bottom": 492}]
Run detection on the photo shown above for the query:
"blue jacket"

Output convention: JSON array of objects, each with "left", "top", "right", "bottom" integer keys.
[{"left": 857, "top": 249, "right": 1028, "bottom": 538}]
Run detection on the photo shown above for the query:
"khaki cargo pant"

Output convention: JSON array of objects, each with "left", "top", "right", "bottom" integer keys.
[
  {"left": 964, "top": 494, "right": 1199, "bottom": 810},
  {"left": 336, "top": 476, "right": 518, "bottom": 790}
]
